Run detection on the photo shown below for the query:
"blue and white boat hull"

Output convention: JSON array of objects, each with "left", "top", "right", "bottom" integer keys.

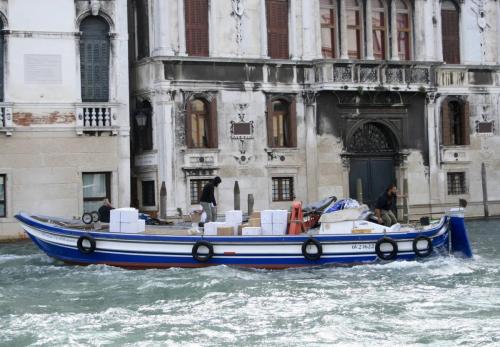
[{"left": 15, "top": 212, "right": 472, "bottom": 269}]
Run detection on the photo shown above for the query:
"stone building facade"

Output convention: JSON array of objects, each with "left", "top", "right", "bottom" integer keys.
[
  {"left": 0, "top": 0, "right": 131, "bottom": 240},
  {"left": 128, "top": 0, "right": 500, "bottom": 220}
]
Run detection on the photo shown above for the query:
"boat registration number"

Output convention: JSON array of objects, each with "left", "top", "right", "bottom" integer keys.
[{"left": 351, "top": 243, "right": 375, "bottom": 250}]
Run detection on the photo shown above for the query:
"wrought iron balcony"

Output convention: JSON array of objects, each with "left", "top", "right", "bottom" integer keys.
[{"left": 75, "top": 103, "right": 118, "bottom": 135}]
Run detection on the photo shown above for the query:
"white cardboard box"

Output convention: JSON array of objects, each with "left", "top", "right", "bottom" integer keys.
[
  {"left": 204, "top": 222, "right": 228, "bottom": 236},
  {"left": 137, "top": 219, "right": 146, "bottom": 233},
  {"left": 109, "top": 220, "right": 121, "bottom": 233},
  {"left": 110, "top": 209, "right": 121, "bottom": 225},
  {"left": 119, "top": 208, "right": 139, "bottom": 223},
  {"left": 120, "top": 222, "right": 139, "bottom": 234},
  {"left": 261, "top": 210, "right": 273, "bottom": 224},
  {"left": 225, "top": 210, "right": 243, "bottom": 225},
  {"left": 272, "top": 223, "right": 288, "bottom": 235},
  {"left": 242, "top": 227, "right": 262, "bottom": 236},
  {"left": 261, "top": 223, "right": 273, "bottom": 235},
  {"left": 272, "top": 210, "right": 288, "bottom": 224}
]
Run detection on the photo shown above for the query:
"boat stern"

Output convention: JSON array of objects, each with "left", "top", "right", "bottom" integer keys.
[{"left": 448, "top": 208, "right": 473, "bottom": 258}]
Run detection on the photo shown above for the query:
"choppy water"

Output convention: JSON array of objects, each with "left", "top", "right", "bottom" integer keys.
[{"left": 1, "top": 220, "right": 499, "bottom": 347}]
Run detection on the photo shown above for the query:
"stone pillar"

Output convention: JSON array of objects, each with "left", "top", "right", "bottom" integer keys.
[
  {"left": 365, "top": 0, "right": 374, "bottom": 60},
  {"left": 177, "top": 0, "right": 187, "bottom": 56},
  {"left": 152, "top": 0, "right": 173, "bottom": 56},
  {"left": 260, "top": 0, "right": 268, "bottom": 58},
  {"left": 413, "top": 0, "right": 425, "bottom": 61},
  {"left": 339, "top": 0, "right": 348, "bottom": 59},
  {"left": 301, "top": 0, "right": 314, "bottom": 59},
  {"left": 390, "top": 0, "right": 399, "bottom": 61},
  {"left": 303, "top": 91, "right": 319, "bottom": 203},
  {"left": 290, "top": 0, "right": 298, "bottom": 59},
  {"left": 155, "top": 91, "right": 177, "bottom": 215},
  {"left": 497, "top": 1, "right": 500, "bottom": 64},
  {"left": 426, "top": 93, "right": 441, "bottom": 214},
  {"left": 208, "top": 0, "right": 217, "bottom": 56},
  {"left": 435, "top": 0, "right": 443, "bottom": 62}
]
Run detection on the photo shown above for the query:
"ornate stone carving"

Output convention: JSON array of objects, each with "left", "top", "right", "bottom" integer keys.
[
  {"left": 471, "top": 0, "right": 490, "bottom": 62},
  {"left": 408, "top": 67, "right": 429, "bottom": 84},
  {"left": 230, "top": 103, "right": 254, "bottom": 140},
  {"left": 385, "top": 67, "right": 404, "bottom": 84},
  {"left": 347, "top": 123, "right": 396, "bottom": 153},
  {"left": 302, "top": 90, "right": 316, "bottom": 105},
  {"left": 181, "top": 90, "right": 217, "bottom": 112},
  {"left": 90, "top": 0, "right": 101, "bottom": 16},
  {"left": 475, "top": 105, "right": 495, "bottom": 135},
  {"left": 359, "top": 66, "right": 378, "bottom": 83},
  {"left": 426, "top": 92, "right": 440, "bottom": 105},
  {"left": 333, "top": 65, "right": 352, "bottom": 82},
  {"left": 231, "top": 0, "right": 245, "bottom": 55}
]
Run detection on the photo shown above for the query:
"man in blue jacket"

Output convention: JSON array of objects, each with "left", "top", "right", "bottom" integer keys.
[{"left": 200, "top": 176, "right": 222, "bottom": 222}]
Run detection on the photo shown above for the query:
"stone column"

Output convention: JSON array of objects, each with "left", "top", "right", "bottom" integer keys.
[
  {"left": 390, "top": 0, "right": 399, "bottom": 61},
  {"left": 365, "top": 0, "right": 374, "bottom": 60},
  {"left": 340, "top": 0, "right": 348, "bottom": 59},
  {"left": 413, "top": 0, "right": 425, "bottom": 61},
  {"left": 260, "top": 0, "right": 268, "bottom": 58},
  {"left": 435, "top": 0, "right": 443, "bottom": 62},
  {"left": 290, "top": 0, "right": 298, "bottom": 59},
  {"left": 497, "top": 1, "right": 500, "bottom": 64},
  {"left": 152, "top": 0, "right": 173, "bottom": 56},
  {"left": 177, "top": 0, "right": 187, "bottom": 56},
  {"left": 155, "top": 90, "right": 177, "bottom": 216},
  {"left": 208, "top": 0, "right": 217, "bottom": 56},
  {"left": 303, "top": 91, "right": 319, "bottom": 203},
  {"left": 301, "top": 0, "right": 314, "bottom": 59},
  {"left": 426, "top": 93, "right": 441, "bottom": 213}
]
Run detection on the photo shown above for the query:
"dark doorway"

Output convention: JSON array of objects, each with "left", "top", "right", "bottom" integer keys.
[{"left": 347, "top": 122, "right": 397, "bottom": 208}]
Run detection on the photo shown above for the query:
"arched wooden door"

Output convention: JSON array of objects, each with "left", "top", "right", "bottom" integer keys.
[{"left": 348, "top": 122, "right": 397, "bottom": 208}]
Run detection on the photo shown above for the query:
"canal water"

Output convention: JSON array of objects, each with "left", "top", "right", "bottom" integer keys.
[{"left": 1, "top": 219, "right": 499, "bottom": 347}]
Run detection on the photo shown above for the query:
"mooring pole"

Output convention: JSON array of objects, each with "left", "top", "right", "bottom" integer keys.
[
  {"left": 160, "top": 181, "right": 167, "bottom": 220},
  {"left": 403, "top": 178, "right": 409, "bottom": 223},
  {"left": 248, "top": 194, "right": 254, "bottom": 216},
  {"left": 356, "top": 178, "right": 363, "bottom": 203},
  {"left": 234, "top": 181, "right": 240, "bottom": 210},
  {"left": 481, "top": 162, "right": 489, "bottom": 218}
]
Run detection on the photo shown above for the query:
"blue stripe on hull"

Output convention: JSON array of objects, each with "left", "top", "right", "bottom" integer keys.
[{"left": 27, "top": 230, "right": 450, "bottom": 269}]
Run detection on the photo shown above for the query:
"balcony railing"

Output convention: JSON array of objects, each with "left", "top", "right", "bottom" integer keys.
[
  {"left": 0, "top": 104, "right": 13, "bottom": 136},
  {"left": 75, "top": 104, "right": 118, "bottom": 135},
  {"left": 436, "top": 66, "right": 494, "bottom": 88}
]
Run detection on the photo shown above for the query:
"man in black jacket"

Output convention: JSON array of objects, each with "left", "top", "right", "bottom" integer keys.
[{"left": 200, "top": 176, "right": 221, "bottom": 222}]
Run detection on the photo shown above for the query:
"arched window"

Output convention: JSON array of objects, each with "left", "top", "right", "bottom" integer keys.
[
  {"left": 441, "top": 0, "right": 460, "bottom": 64},
  {"left": 266, "top": 97, "right": 297, "bottom": 148},
  {"left": 372, "top": 0, "right": 387, "bottom": 60},
  {"left": 80, "top": 16, "right": 110, "bottom": 102},
  {"left": 266, "top": 0, "right": 289, "bottom": 59},
  {"left": 320, "top": 0, "right": 337, "bottom": 58},
  {"left": 136, "top": 0, "right": 150, "bottom": 59},
  {"left": 442, "top": 98, "right": 470, "bottom": 146},
  {"left": 135, "top": 100, "right": 153, "bottom": 151},
  {"left": 396, "top": 0, "right": 411, "bottom": 60},
  {"left": 185, "top": 0, "right": 209, "bottom": 57},
  {"left": 0, "top": 19, "right": 4, "bottom": 102},
  {"left": 186, "top": 97, "right": 218, "bottom": 148},
  {"left": 346, "top": 0, "right": 362, "bottom": 59}
]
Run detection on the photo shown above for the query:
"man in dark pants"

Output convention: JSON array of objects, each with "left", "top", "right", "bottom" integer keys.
[
  {"left": 375, "top": 184, "right": 398, "bottom": 226},
  {"left": 200, "top": 176, "right": 222, "bottom": 222},
  {"left": 98, "top": 199, "right": 114, "bottom": 223}
]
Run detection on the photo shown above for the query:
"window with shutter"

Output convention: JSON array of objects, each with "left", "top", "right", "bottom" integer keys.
[
  {"left": 80, "top": 17, "right": 110, "bottom": 102},
  {"left": 441, "top": 1, "right": 460, "bottom": 64},
  {"left": 266, "top": 0, "right": 289, "bottom": 59},
  {"left": 136, "top": 0, "right": 150, "bottom": 59},
  {"left": 320, "top": 0, "right": 337, "bottom": 58},
  {"left": 266, "top": 97, "right": 296, "bottom": 148},
  {"left": 186, "top": 97, "right": 218, "bottom": 148},
  {"left": 346, "top": 0, "right": 362, "bottom": 59},
  {"left": 372, "top": 0, "right": 387, "bottom": 60},
  {"left": 442, "top": 98, "right": 469, "bottom": 146},
  {"left": 185, "top": 0, "right": 209, "bottom": 57},
  {"left": 395, "top": 0, "right": 411, "bottom": 60}
]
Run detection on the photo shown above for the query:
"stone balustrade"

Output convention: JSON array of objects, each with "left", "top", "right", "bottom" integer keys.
[{"left": 75, "top": 104, "right": 118, "bottom": 135}]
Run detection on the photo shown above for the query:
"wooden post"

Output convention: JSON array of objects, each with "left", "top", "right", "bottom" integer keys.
[
  {"left": 356, "top": 178, "right": 363, "bottom": 203},
  {"left": 160, "top": 181, "right": 167, "bottom": 220},
  {"left": 248, "top": 194, "right": 254, "bottom": 216},
  {"left": 234, "top": 181, "right": 240, "bottom": 210},
  {"left": 481, "top": 162, "right": 489, "bottom": 218},
  {"left": 403, "top": 178, "right": 409, "bottom": 223}
]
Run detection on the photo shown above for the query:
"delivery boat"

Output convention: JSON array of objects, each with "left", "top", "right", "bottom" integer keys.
[{"left": 14, "top": 201, "right": 473, "bottom": 269}]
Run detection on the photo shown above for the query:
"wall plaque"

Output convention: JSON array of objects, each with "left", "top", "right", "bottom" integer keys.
[{"left": 24, "top": 54, "right": 62, "bottom": 84}]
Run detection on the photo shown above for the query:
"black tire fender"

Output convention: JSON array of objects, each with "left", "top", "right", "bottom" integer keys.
[
  {"left": 375, "top": 237, "right": 398, "bottom": 260},
  {"left": 192, "top": 240, "right": 214, "bottom": 262},
  {"left": 412, "top": 236, "right": 433, "bottom": 257},
  {"left": 77, "top": 235, "right": 96, "bottom": 254},
  {"left": 301, "top": 238, "right": 323, "bottom": 261}
]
